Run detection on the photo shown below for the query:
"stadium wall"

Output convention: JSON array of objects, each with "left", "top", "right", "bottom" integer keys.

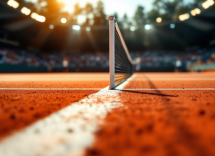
[
  {"left": 0, "top": 65, "right": 179, "bottom": 72},
  {"left": 0, "top": 64, "right": 47, "bottom": 72},
  {"left": 189, "top": 64, "right": 215, "bottom": 72},
  {"left": 0, "top": 65, "right": 109, "bottom": 73}
]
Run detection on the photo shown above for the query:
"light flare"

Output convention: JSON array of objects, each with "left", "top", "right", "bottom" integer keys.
[
  {"left": 156, "top": 17, "right": 162, "bottom": 23},
  {"left": 61, "top": 18, "right": 67, "bottom": 24},
  {"left": 7, "top": 0, "right": 19, "bottom": 9},
  {"left": 130, "top": 26, "right": 135, "bottom": 31},
  {"left": 61, "top": 0, "right": 87, "bottom": 12},
  {"left": 202, "top": 0, "right": 214, "bottom": 9},
  {"left": 145, "top": 25, "right": 151, "bottom": 30},
  {"left": 179, "top": 13, "right": 190, "bottom": 21},
  {"left": 72, "top": 25, "right": 81, "bottom": 30},
  {"left": 21, "top": 7, "right": 31, "bottom": 15},
  {"left": 49, "top": 25, "right": 54, "bottom": 29},
  {"left": 31, "top": 12, "right": 46, "bottom": 22},
  {"left": 191, "top": 8, "right": 201, "bottom": 16},
  {"left": 86, "top": 27, "right": 91, "bottom": 31}
]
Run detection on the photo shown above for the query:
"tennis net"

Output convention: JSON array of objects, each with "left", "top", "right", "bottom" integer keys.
[{"left": 109, "top": 16, "right": 136, "bottom": 89}]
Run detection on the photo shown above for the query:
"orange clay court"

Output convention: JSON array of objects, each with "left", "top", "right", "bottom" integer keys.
[{"left": 0, "top": 72, "right": 215, "bottom": 156}]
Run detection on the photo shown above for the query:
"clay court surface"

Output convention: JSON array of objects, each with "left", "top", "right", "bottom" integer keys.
[{"left": 0, "top": 72, "right": 215, "bottom": 156}]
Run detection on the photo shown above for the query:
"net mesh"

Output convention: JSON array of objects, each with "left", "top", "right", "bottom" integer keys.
[{"left": 114, "top": 28, "right": 134, "bottom": 86}]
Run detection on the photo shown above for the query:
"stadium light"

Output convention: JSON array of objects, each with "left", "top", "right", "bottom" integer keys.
[
  {"left": 156, "top": 17, "right": 162, "bottom": 23},
  {"left": 130, "top": 26, "right": 135, "bottom": 31},
  {"left": 61, "top": 18, "right": 67, "bottom": 24},
  {"left": 179, "top": 13, "right": 190, "bottom": 21},
  {"left": 86, "top": 27, "right": 91, "bottom": 31},
  {"left": 31, "top": 12, "right": 46, "bottom": 22},
  {"left": 77, "top": 15, "right": 86, "bottom": 25},
  {"left": 191, "top": 8, "right": 201, "bottom": 16},
  {"left": 207, "top": 0, "right": 215, "bottom": 6},
  {"left": 170, "top": 23, "right": 175, "bottom": 29},
  {"left": 38, "top": 16, "right": 45, "bottom": 22},
  {"left": 49, "top": 24, "right": 54, "bottom": 29},
  {"left": 72, "top": 25, "right": 81, "bottom": 31},
  {"left": 31, "top": 13, "right": 39, "bottom": 19},
  {"left": 191, "top": 10, "right": 196, "bottom": 16},
  {"left": 21, "top": 7, "right": 31, "bottom": 15},
  {"left": 202, "top": 0, "right": 214, "bottom": 9},
  {"left": 202, "top": 1, "right": 210, "bottom": 9},
  {"left": 195, "top": 8, "right": 201, "bottom": 14},
  {"left": 7, "top": 0, "right": 19, "bottom": 9},
  {"left": 145, "top": 24, "right": 151, "bottom": 30}
]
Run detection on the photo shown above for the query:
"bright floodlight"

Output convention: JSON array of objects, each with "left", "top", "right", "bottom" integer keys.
[
  {"left": 195, "top": 8, "right": 201, "bottom": 14},
  {"left": 207, "top": 0, "right": 214, "bottom": 6},
  {"left": 191, "top": 10, "right": 196, "bottom": 16},
  {"left": 37, "top": 15, "right": 46, "bottom": 22},
  {"left": 7, "top": 0, "right": 19, "bottom": 9},
  {"left": 31, "top": 12, "right": 45, "bottom": 22},
  {"left": 72, "top": 25, "right": 81, "bottom": 31},
  {"left": 21, "top": 7, "right": 31, "bottom": 15},
  {"left": 202, "top": 0, "right": 214, "bottom": 9},
  {"left": 202, "top": 2, "right": 210, "bottom": 9},
  {"left": 31, "top": 12, "right": 39, "bottom": 19},
  {"left": 191, "top": 8, "right": 201, "bottom": 16},
  {"left": 145, "top": 24, "right": 151, "bottom": 30},
  {"left": 130, "top": 26, "right": 135, "bottom": 31},
  {"left": 61, "top": 18, "right": 67, "bottom": 24},
  {"left": 170, "top": 23, "right": 175, "bottom": 29},
  {"left": 49, "top": 24, "right": 54, "bottom": 29},
  {"left": 77, "top": 15, "right": 86, "bottom": 25},
  {"left": 179, "top": 13, "right": 190, "bottom": 21},
  {"left": 86, "top": 27, "right": 91, "bottom": 31},
  {"left": 156, "top": 17, "right": 162, "bottom": 23}
]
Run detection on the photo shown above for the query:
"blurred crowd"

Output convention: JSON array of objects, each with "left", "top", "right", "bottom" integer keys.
[
  {"left": 0, "top": 46, "right": 215, "bottom": 71},
  {"left": 132, "top": 47, "right": 215, "bottom": 68},
  {"left": 0, "top": 47, "right": 109, "bottom": 70}
]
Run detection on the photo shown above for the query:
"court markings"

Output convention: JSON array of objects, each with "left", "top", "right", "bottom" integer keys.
[
  {"left": 0, "top": 88, "right": 103, "bottom": 90},
  {"left": 115, "top": 74, "right": 137, "bottom": 90},
  {"left": 0, "top": 76, "right": 135, "bottom": 156},
  {"left": 132, "top": 78, "right": 215, "bottom": 81},
  {"left": 0, "top": 88, "right": 214, "bottom": 91},
  {"left": 120, "top": 88, "right": 215, "bottom": 91}
]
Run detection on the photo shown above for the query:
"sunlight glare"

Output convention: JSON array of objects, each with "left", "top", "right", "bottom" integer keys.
[
  {"left": 77, "top": 15, "right": 86, "bottom": 25},
  {"left": 145, "top": 25, "right": 151, "bottom": 30},
  {"left": 61, "top": 0, "right": 88, "bottom": 13},
  {"left": 72, "top": 25, "right": 81, "bottom": 31},
  {"left": 61, "top": 18, "right": 67, "bottom": 24}
]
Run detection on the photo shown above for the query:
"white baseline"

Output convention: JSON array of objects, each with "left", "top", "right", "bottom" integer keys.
[{"left": 0, "top": 75, "right": 135, "bottom": 156}]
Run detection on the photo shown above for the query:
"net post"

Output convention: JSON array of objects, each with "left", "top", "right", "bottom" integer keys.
[{"left": 109, "top": 16, "right": 115, "bottom": 90}]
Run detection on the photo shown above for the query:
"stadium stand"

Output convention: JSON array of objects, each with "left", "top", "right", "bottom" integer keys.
[{"left": 0, "top": 45, "right": 214, "bottom": 72}]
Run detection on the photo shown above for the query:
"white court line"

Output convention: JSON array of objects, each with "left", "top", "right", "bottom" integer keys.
[
  {"left": 132, "top": 78, "right": 215, "bottom": 81},
  {"left": 0, "top": 75, "right": 136, "bottom": 156},
  {"left": 0, "top": 88, "right": 103, "bottom": 91},
  {"left": 120, "top": 88, "right": 215, "bottom": 91},
  {"left": 0, "top": 88, "right": 214, "bottom": 91},
  {"left": 115, "top": 74, "right": 137, "bottom": 90}
]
